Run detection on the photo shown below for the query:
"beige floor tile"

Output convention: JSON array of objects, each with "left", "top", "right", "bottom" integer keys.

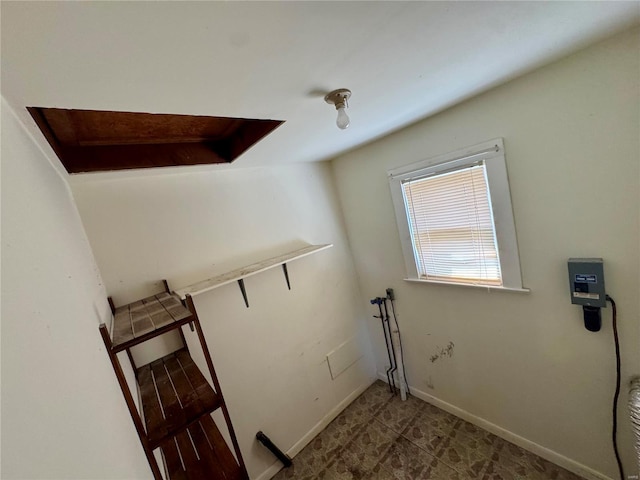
[
  {"left": 340, "top": 419, "right": 399, "bottom": 472},
  {"left": 421, "top": 457, "right": 468, "bottom": 480},
  {"left": 374, "top": 395, "right": 422, "bottom": 434},
  {"left": 436, "top": 436, "right": 490, "bottom": 478},
  {"left": 380, "top": 436, "right": 435, "bottom": 479},
  {"left": 401, "top": 409, "right": 451, "bottom": 455},
  {"left": 272, "top": 381, "right": 585, "bottom": 480}
]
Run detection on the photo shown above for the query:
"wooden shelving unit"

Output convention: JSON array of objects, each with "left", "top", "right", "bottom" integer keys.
[
  {"left": 99, "top": 289, "right": 248, "bottom": 480},
  {"left": 174, "top": 244, "right": 333, "bottom": 307},
  {"left": 100, "top": 244, "right": 333, "bottom": 478}
]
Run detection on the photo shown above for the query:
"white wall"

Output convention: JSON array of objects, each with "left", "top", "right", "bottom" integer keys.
[
  {"left": 1, "top": 99, "right": 152, "bottom": 479},
  {"left": 71, "top": 162, "right": 376, "bottom": 479},
  {"left": 331, "top": 28, "right": 640, "bottom": 480}
]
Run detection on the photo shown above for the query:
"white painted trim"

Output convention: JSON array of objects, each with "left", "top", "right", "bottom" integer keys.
[
  {"left": 388, "top": 140, "right": 502, "bottom": 179},
  {"left": 404, "top": 278, "right": 530, "bottom": 293},
  {"left": 254, "top": 377, "right": 376, "bottom": 480},
  {"left": 376, "top": 373, "right": 612, "bottom": 480},
  {"left": 387, "top": 138, "right": 526, "bottom": 291}
]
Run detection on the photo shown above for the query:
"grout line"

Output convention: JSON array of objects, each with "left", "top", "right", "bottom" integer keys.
[
  {"left": 286, "top": 380, "right": 586, "bottom": 480},
  {"left": 369, "top": 399, "right": 443, "bottom": 476},
  {"left": 369, "top": 392, "right": 500, "bottom": 479}
]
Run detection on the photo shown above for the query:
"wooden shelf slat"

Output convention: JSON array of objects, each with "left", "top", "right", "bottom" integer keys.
[
  {"left": 175, "top": 429, "right": 206, "bottom": 480},
  {"left": 112, "top": 308, "right": 135, "bottom": 346},
  {"left": 160, "top": 438, "right": 188, "bottom": 480},
  {"left": 110, "top": 293, "right": 194, "bottom": 352},
  {"left": 160, "top": 417, "right": 245, "bottom": 480},
  {"left": 173, "top": 244, "right": 333, "bottom": 299},
  {"left": 151, "top": 359, "right": 186, "bottom": 435},
  {"left": 188, "top": 421, "right": 232, "bottom": 480},
  {"left": 138, "top": 350, "right": 222, "bottom": 449},
  {"left": 175, "top": 350, "right": 219, "bottom": 409},
  {"left": 164, "top": 356, "right": 202, "bottom": 420},
  {"left": 138, "top": 365, "right": 168, "bottom": 446},
  {"left": 157, "top": 292, "right": 193, "bottom": 321},
  {"left": 142, "top": 296, "right": 174, "bottom": 329},
  {"left": 132, "top": 307, "right": 155, "bottom": 337},
  {"left": 200, "top": 415, "right": 245, "bottom": 479}
]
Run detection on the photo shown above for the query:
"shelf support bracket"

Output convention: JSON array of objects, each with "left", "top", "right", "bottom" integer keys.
[
  {"left": 237, "top": 279, "right": 249, "bottom": 308},
  {"left": 282, "top": 263, "right": 291, "bottom": 290}
]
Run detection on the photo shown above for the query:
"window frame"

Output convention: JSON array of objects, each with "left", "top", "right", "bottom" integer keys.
[{"left": 388, "top": 138, "right": 528, "bottom": 292}]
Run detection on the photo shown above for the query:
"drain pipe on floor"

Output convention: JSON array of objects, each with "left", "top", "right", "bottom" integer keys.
[{"left": 256, "top": 431, "right": 292, "bottom": 468}]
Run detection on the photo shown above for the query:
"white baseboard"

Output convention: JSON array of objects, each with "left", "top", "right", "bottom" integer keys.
[
  {"left": 376, "top": 372, "right": 612, "bottom": 480},
  {"left": 254, "top": 377, "right": 376, "bottom": 480}
]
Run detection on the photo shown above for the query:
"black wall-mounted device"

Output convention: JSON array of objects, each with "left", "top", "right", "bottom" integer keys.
[
  {"left": 568, "top": 258, "right": 606, "bottom": 332},
  {"left": 567, "top": 260, "right": 624, "bottom": 478}
]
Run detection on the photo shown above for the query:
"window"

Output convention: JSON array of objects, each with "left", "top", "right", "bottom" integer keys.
[{"left": 388, "top": 138, "right": 526, "bottom": 291}]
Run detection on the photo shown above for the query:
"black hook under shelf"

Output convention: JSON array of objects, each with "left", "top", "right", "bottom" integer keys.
[
  {"left": 235, "top": 262, "right": 294, "bottom": 308},
  {"left": 282, "top": 263, "right": 291, "bottom": 290},
  {"left": 237, "top": 279, "right": 249, "bottom": 308}
]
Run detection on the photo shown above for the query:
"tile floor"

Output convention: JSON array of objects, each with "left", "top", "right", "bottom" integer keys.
[{"left": 273, "top": 381, "right": 584, "bottom": 480}]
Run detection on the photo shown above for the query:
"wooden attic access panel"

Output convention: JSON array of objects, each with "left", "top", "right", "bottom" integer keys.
[{"left": 27, "top": 107, "right": 283, "bottom": 173}]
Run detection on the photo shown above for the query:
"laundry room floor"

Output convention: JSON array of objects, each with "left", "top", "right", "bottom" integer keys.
[{"left": 272, "top": 380, "right": 584, "bottom": 480}]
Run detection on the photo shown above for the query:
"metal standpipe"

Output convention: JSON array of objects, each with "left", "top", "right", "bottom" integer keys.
[
  {"left": 382, "top": 298, "right": 398, "bottom": 394},
  {"left": 371, "top": 296, "right": 397, "bottom": 394}
]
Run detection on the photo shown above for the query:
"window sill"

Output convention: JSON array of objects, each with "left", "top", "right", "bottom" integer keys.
[{"left": 404, "top": 278, "right": 530, "bottom": 293}]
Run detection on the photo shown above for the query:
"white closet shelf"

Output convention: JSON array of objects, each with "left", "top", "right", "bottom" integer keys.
[{"left": 173, "top": 244, "right": 333, "bottom": 302}]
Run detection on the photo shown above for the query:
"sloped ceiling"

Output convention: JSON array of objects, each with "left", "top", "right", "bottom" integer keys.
[{"left": 2, "top": 1, "right": 639, "bottom": 179}]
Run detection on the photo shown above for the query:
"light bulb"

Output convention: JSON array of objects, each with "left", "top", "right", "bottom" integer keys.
[{"left": 336, "top": 106, "right": 350, "bottom": 130}]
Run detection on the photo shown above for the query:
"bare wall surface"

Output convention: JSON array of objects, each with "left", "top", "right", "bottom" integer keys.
[
  {"left": 331, "top": 28, "right": 640, "bottom": 479},
  {"left": 71, "top": 162, "right": 376, "bottom": 479},
  {"left": 0, "top": 99, "right": 152, "bottom": 479}
]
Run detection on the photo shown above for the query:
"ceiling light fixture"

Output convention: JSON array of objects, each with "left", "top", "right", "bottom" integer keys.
[{"left": 325, "top": 88, "right": 351, "bottom": 130}]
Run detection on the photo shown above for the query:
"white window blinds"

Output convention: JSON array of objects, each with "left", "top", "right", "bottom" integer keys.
[{"left": 401, "top": 162, "right": 502, "bottom": 286}]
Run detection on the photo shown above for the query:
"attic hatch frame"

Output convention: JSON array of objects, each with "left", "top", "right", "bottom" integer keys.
[{"left": 27, "top": 107, "right": 283, "bottom": 174}]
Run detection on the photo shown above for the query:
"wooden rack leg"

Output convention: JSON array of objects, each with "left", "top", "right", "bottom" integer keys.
[
  {"left": 99, "top": 325, "right": 163, "bottom": 480},
  {"left": 125, "top": 348, "right": 138, "bottom": 380},
  {"left": 185, "top": 295, "right": 249, "bottom": 479},
  {"left": 178, "top": 295, "right": 196, "bottom": 331},
  {"left": 178, "top": 324, "right": 190, "bottom": 353}
]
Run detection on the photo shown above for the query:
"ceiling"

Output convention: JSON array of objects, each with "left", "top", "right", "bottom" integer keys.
[{"left": 2, "top": 1, "right": 639, "bottom": 180}]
